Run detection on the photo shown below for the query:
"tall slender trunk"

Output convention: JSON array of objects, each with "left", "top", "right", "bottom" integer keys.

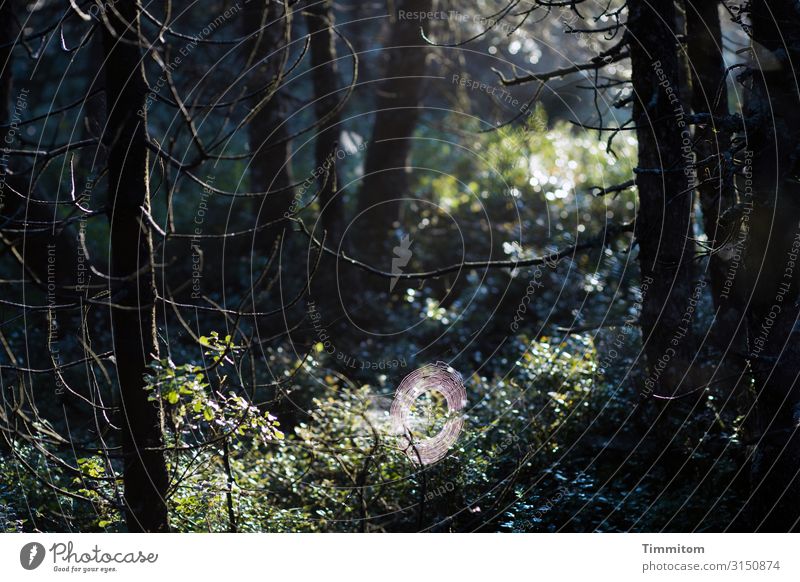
[
  {"left": 629, "top": 0, "right": 697, "bottom": 393},
  {"left": 242, "top": 0, "right": 294, "bottom": 254},
  {"left": 684, "top": 1, "right": 735, "bottom": 326},
  {"left": 103, "top": 1, "right": 169, "bottom": 532},
  {"left": 740, "top": 0, "right": 800, "bottom": 531},
  {"left": 355, "top": 0, "right": 430, "bottom": 264},
  {"left": 306, "top": 0, "right": 343, "bottom": 244}
]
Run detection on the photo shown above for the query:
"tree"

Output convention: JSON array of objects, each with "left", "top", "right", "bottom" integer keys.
[
  {"left": 738, "top": 0, "right": 800, "bottom": 531},
  {"left": 242, "top": 0, "right": 295, "bottom": 254},
  {"left": 628, "top": 0, "right": 696, "bottom": 392},
  {"left": 355, "top": 0, "right": 431, "bottom": 266},
  {"left": 306, "top": 0, "right": 344, "bottom": 244},
  {"left": 102, "top": 1, "right": 169, "bottom": 532},
  {"left": 685, "top": 0, "right": 735, "bottom": 322}
]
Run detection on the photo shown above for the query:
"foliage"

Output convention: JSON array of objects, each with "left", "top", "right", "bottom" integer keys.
[{"left": 90, "top": 332, "right": 741, "bottom": 532}]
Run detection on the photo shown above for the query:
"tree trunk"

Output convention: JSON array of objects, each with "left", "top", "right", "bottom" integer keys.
[
  {"left": 740, "top": 0, "right": 800, "bottom": 532},
  {"left": 354, "top": 0, "right": 430, "bottom": 265},
  {"left": 306, "top": 0, "right": 343, "bottom": 244},
  {"left": 685, "top": 1, "right": 734, "bottom": 318},
  {"left": 242, "top": 0, "right": 294, "bottom": 254},
  {"left": 629, "top": 0, "right": 697, "bottom": 393},
  {"left": 102, "top": 1, "right": 169, "bottom": 532}
]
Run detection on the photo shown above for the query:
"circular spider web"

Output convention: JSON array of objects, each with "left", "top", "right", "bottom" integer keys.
[{"left": 390, "top": 362, "right": 467, "bottom": 465}]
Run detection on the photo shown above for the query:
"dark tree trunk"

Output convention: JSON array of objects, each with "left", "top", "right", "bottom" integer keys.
[
  {"left": 685, "top": 0, "right": 734, "bottom": 319},
  {"left": 740, "top": 0, "right": 800, "bottom": 532},
  {"left": 354, "top": 0, "right": 431, "bottom": 264},
  {"left": 628, "top": 0, "right": 697, "bottom": 393},
  {"left": 102, "top": 2, "right": 169, "bottom": 532},
  {"left": 242, "top": 0, "right": 294, "bottom": 254},
  {"left": 306, "top": 0, "right": 343, "bottom": 244}
]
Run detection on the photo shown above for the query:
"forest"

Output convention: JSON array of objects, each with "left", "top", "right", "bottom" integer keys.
[{"left": 1, "top": 0, "right": 799, "bottom": 534}]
